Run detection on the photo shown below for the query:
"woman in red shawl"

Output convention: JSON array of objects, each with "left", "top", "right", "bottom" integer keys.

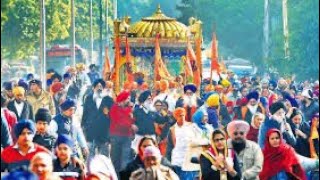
[{"left": 260, "top": 128, "right": 307, "bottom": 180}]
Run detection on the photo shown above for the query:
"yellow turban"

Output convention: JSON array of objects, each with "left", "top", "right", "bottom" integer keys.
[
  {"left": 221, "top": 79, "right": 231, "bottom": 88},
  {"left": 12, "top": 86, "right": 25, "bottom": 96},
  {"left": 207, "top": 94, "right": 220, "bottom": 107}
]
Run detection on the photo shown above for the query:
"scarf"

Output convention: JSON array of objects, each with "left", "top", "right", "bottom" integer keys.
[
  {"left": 260, "top": 129, "right": 307, "bottom": 180},
  {"left": 201, "top": 140, "right": 235, "bottom": 179}
]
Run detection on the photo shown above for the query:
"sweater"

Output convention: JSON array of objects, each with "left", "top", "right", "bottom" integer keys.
[
  {"left": 1, "top": 144, "right": 49, "bottom": 172},
  {"left": 109, "top": 104, "right": 135, "bottom": 137}
]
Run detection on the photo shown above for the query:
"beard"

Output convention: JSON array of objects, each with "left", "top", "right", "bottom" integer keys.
[
  {"left": 15, "top": 99, "right": 22, "bottom": 103},
  {"left": 247, "top": 104, "right": 258, "bottom": 114},
  {"left": 184, "top": 95, "right": 197, "bottom": 107},
  {"left": 272, "top": 114, "right": 285, "bottom": 123},
  {"left": 232, "top": 139, "right": 246, "bottom": 153}
]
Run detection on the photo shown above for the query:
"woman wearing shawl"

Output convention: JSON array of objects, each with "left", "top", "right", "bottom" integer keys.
[
  {"left": 199, "top": 129, "right": 241, "bottom": 180},
  {"left": 260, "top": 128, "right": 307, "bottom": 180},
  {"left": 192, "top": 110, "right": 214, "bottom": 143}
]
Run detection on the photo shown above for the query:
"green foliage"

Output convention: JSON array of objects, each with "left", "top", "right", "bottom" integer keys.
[
  {"left": 1, "top": 0, "right": 114, "bottom": 60},
  {"left": 176, "top": 0, "right": 319, "bottom": 80}
]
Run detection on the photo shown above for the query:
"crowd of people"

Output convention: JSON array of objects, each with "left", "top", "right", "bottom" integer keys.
[{"left": 1, "top": 63, "right": 319, "bottom": 180}]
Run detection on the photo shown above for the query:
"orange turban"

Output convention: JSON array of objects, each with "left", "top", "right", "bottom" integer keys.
[
  {"left": 204, "top": 84, "right": 215, "bottom": 92},
  {"left": 159, "top": 80, "right": 169, "bottom": 92},
  {"left": 140, "top": 82, "right": 149, "bottom": 91},
  {"left": 215, "top": 85, "right": 223, "bottom": 91},
  {"left": 173, "top": 107, "right": 186, "bottom": 120},
  {"left": 106, "top": 81, "right": 113, "bottom": 89},
  {"left": 169, "top": 81, "right": 177, "bottom": 89},
  {"left": 154, "top": 81, "right": 160, "bottom": 91},
  {"left": 123, "top": 81, "right": 132, "bottom": 90}
]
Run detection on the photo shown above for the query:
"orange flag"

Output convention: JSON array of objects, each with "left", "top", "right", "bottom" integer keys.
[
  {"left": 182, "top": 56, "right": 193, "bottom": 78},
  {"left": 187, "top": 39, "right": 202, "bottom": 86},
  {"left": 154, "top": 34, "right": 171, "bottom": 82},
  {"left": 211, "top": 32, "right": 220, "bottom": 72},
  {"left": 125, "top": 36, "right": 134, "bottom": 82},
  {"left": 102, "top": 46, "right": 111, "bottom": 81}
]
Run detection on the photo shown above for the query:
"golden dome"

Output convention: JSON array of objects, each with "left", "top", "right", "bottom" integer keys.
[{"left": 128, "top": 5, "right": 189, "bottom": 40}]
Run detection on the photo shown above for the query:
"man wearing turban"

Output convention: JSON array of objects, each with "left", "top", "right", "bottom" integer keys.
[
  {"left": 81, "top": 79, "right": 114, "bottom": 158},
  {"left": 51, "top": 98, "right": 89, "bottom": 160},
  {"left": 226, "top": 120, "right": 263, "bottom": 180},
  {"left": 239, "top": 91, "right": 266, "bottom": 124},
  {"left": 1, "top": 120, "right": 50, "bottom": 172},
  {"left": 175, "top": 84, "right": 203, "bottom": 122},
  {"left": 7, "top": 86, "right": 34, "bottom": 122},
  {"left": 109, "top": 91, "right": 136, "bottom": 175},
  {"left": 152, "top": 80, "right": 177, "bottom": 112},
  {"left": 166, "top": 107, "right": 199, "bottom": 179}
]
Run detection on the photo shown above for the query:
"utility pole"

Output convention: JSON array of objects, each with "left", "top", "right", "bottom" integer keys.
[
  {"left": 99, "top": 0, "right": 103, "bottom": 67},
  {"left": 263, "top": 0, "right": 270, "bottom": 59},
  {"left": 282, "top": 0, "right": 290, "bottom": 59},
  {"left": 90, "top": 0, "right": 94, "bottom": 64},
  {"left": 106, "top": 0, "right": 109, "bottom": 46},
  {"left": 71, "top": 0, "right": 76, "bottom": 66},
  {"left": 114, "top": 0, "right": 117, "bottom": 19},
  {"left": 40, "top": 0, "right": 46, "bottom": 89}
]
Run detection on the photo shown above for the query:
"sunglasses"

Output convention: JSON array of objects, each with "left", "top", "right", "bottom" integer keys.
[
  {"left": 213, "top": 138, "right": 225, "bottom": 142},
  {"left": 234, "top": 131, "right": 245, "bottom": 136}
]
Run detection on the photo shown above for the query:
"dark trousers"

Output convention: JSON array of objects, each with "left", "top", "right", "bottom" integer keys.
[{"left": 110, "top": 136, "right": 132, "bottom": 174}]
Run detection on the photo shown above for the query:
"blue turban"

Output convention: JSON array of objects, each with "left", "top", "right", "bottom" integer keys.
[
  {"left": 192, "top": 110, "right": 207, "bottom": 131},
  {"left": 93, "top": 78, "right": 106, "bottom": 88},
  {"left": 60, "top": 98, "right": 76, "bottom": 111},
  {"left": 136, "top": 78, "right": 144, "bottom": 86},
  {"left": 246, "top": 91, "right": 259, "bottom": 101},
  {"left": 3, "top": 82, "right": 13, "bottom": 91},
  {"left": 14, "top": 120, "right": 36, "bottom": 137},
  {"left": 184, "top": 84, "right": 197, "bottom": 93},
  {"left": 26, "top": 73, "right": 34, "bottom": 80},
  {"left": 2, "top": 170, "right": 38, "bottom": 180},
  {"left": 282, "top": 92, "right": 299, "bottom": 108},
  {"left": 138, "top": 90, "right": 151, "bottom": 103},
  {"left": 18, "top": 79, "right": 29, "bottom": 91},
  {"left": 63, "top": 73, "right": 71, "bottom": 79},
  {"left": 55, "top": 134, "right": 74, "bottom": 148},
  {"left": 269, "top": 80, "right": 277, "bottom": 89}
]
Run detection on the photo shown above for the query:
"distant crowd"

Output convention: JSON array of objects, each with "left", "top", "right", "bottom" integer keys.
[{"left": 1, "top": 63, "right": 319, "bottom": 180}]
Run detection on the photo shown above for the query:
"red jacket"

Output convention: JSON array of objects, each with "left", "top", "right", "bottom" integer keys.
[
  {"left": 109, "top": 104, "right": 134, "bottom": 137},
  {"left": 2, "top": 108, "right": 18, "bottom": 141}
]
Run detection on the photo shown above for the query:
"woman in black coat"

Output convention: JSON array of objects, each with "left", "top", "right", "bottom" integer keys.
[
  {"left": 200, "top": 129, "right": 241, "bottom": 180},
  {"left": 288, "top": 108, "right": 311, "bottom": 157}
]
